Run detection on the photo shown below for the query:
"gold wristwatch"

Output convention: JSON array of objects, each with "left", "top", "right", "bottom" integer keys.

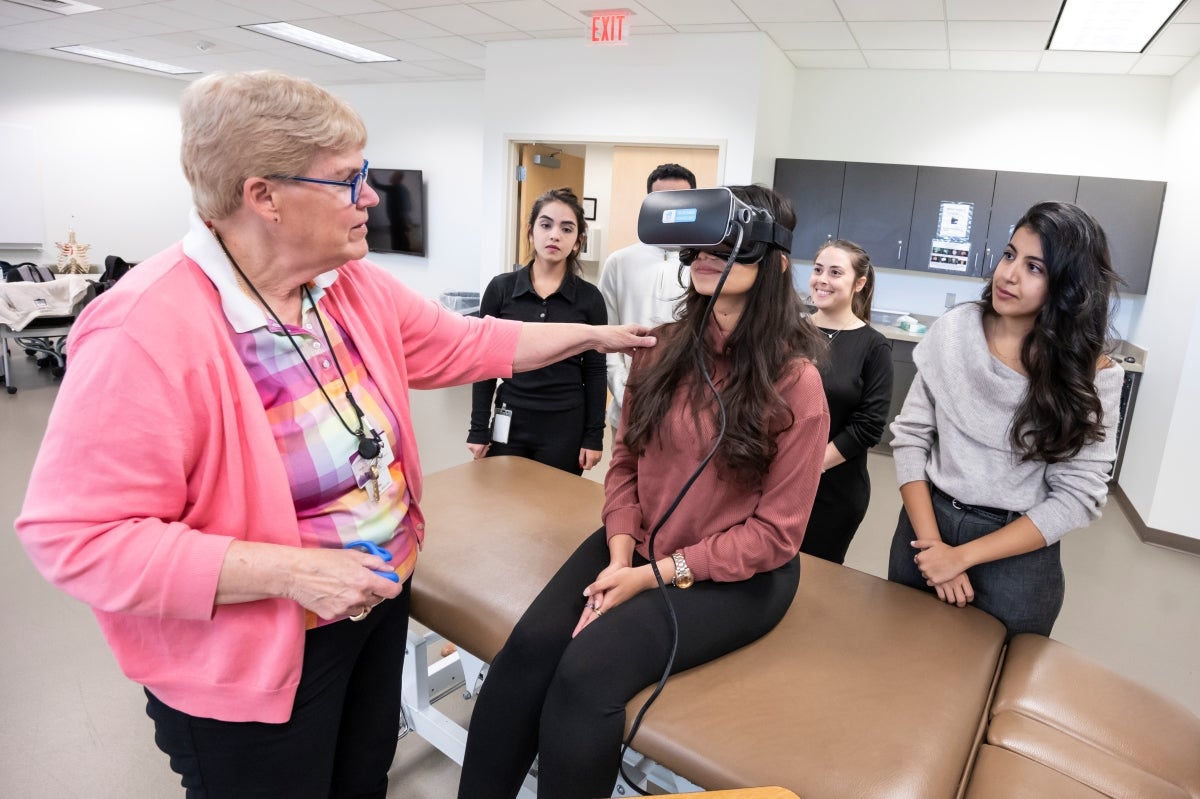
[{"left": 671, "top": 552, "right": 694, "bottom": 589}]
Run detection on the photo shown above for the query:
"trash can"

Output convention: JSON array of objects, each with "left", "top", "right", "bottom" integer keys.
[{"left": 439, "top": 291, "right": 480, "bottom": 317}]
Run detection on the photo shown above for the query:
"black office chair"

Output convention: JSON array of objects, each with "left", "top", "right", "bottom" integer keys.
[{"left": 97, "top": 255, "right": 136, "bottom": 293}]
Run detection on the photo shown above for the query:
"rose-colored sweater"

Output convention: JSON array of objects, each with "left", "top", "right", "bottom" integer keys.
[
  {"left": 603, "top": 324, "right": 829, "bottom": 582},
  {"left": 15, "top": 243, "right": 521, "bottom": 723}
]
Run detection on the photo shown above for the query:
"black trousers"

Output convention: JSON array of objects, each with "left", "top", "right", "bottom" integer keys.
[
  {"left": 457, "top": 528, "right": 799, "bottom": 799},
  {"left": 486, "top": 403, "right": 587, "bottom": 475},
  {"left": 145, "top": 581, "right": 412, "bottom": 799}
]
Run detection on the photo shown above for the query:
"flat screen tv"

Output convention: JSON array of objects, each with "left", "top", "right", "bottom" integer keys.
[{"left": 365, "top": 168, "right": 426, "bottom": 256}]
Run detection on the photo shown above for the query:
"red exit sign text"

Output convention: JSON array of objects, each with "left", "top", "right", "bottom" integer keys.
[{"left": 590, "top": 11, "right": 628, "bottom": 44}]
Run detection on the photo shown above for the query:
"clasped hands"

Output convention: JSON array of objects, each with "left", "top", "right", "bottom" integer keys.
[
  {"left": 911, "top": 539, "right": 974, "bottom": 608},
  {"left": 571, "top": 561, "right": 649, "bottom": 638}
]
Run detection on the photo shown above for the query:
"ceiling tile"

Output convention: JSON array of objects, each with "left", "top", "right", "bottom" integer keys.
[
  {"left": 863, "top": 49, "right": 950, "bottom": 69},
  {"left": 295, "top": 0, "right": 391, "bottom": 12},
  {"left": 365, "top": 58, "right": 449, "bottom": 78},
  {"left": 761, "top": 20, "right": 856, "bottom": 49},
  {"left": 673, "top": 23, "right": 758, "bottom": 33},
  {"left": 466, "top": 29, "right": 532, "bottom": 42},
  {"left": 837, "top": 0, "right": 944, "bottom": 22},
  {"left": 476, "top": 0, "right": 581, "bottom": 31},
  {"left": 542, "top": 0, "right": 668, "bottom": 27},
  {"left": 1175, "top": 1, "right": 1200, "bottom": 24},
  {"left": 1037, "top": 50, "right": 1141, "bottom": 74},
  {"left": 146, "top": 0, "right": 271, "bottom": 26},
  {"left": 734, "top": 0, "right": 841, "bottom": 23},
  {"left": 849, "top": 20, "right": 947, "bottom": 49},
  {"left": 636, "top": 0, "right": 748, "bottom": 26},
  {"left": 406, "top": 34, "right": 485, "bottom": 58},
  {"left": 375, "top": 0, "right": 462, "bottom": 8},
  {"left": 948, "top": 20, "right": 1053, "bottom": 51},
  {"left": 344, "top": 10, "right": 450, "bottom": 38},
  {"left": 1129, "top": 54, "right": 1192, "bottom": 74},
  {"left": 1146, "top": 23, "right": 1200, "bottom": 57},
  {"left": 950, "top": 49, "right": 1042, "bottom": 71},
  {"left": 0, "top": 4, "right": 58, "bottom": 24},
  {"left": 218, "top": 0, "right": 326, "bottom": 21},
  {"left": 112, "top": 3, "right": 240, "bottom": 30},
  {"left": 946, "top": 0, "right": 1061, "bottom": 21},
  {"left": 786, "top": 48, "right": 868, "bottom": 68},
  {"left": 404, "top": 4, "right": 518, "bottom": 34}
]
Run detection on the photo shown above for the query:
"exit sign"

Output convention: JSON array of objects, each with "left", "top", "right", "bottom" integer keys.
[{"left": 590, "top": 10, "right": 629, "bottom": 44}]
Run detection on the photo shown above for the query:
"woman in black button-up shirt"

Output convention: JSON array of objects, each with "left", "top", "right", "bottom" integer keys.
[{"left": 467, "top": 188, "right": 607, "bottom": 474}]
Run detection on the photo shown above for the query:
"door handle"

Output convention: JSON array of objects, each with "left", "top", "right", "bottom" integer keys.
[{"left": 896, "top": 240, "right": 903, "bottom": 265}]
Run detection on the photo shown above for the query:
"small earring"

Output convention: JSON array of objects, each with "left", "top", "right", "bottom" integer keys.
[{"left": 274, "top": 216, "right": 280, "bottom": 223}]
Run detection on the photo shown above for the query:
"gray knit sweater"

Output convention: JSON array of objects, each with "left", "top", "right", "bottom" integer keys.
[{"left": 891, "top": 302, "right": 1123, "bottom": 545}]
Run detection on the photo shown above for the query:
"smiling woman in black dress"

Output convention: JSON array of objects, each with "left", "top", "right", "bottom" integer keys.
[{"left": 802, "top": 240, "right": 894, "bottom": 564}]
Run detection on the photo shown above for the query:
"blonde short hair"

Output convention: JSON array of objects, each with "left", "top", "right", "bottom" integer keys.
[{"left": 180, "top": 70, "right": 367, "bottom": 220}]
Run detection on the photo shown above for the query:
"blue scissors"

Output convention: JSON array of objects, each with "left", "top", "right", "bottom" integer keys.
[{"left": 344, "top": 540, "right": 400, "bottom": 582}]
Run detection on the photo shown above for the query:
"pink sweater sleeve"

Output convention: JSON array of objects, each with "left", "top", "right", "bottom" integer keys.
[{"left": 685, "top": 365, "right": 828, "bottom": 582}]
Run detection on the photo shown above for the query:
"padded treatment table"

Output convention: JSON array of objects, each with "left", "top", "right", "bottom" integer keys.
[{"left": 412, "top": 457, "right": 1008, "bottom": 798}]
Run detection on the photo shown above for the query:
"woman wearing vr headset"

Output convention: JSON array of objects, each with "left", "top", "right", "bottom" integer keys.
[
  {"left": 801, "top": 240, "right": 894, "bottom": 564},
  {"left": 888, "top": 201, "right": 1122, "bottom": 638},
  {"left": 457, "top": 185, "right": 829, "bottom": 799},
  {"left": 467, "top": 188, "right": 608, "bottom": 475}
]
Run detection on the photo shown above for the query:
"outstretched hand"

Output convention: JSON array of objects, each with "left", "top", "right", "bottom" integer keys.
[{"left": 594, "top": 324, "right": 656, "bottom": 356}]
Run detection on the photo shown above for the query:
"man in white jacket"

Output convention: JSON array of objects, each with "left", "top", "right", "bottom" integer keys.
[{"left": 598, "top": 163, "right": 696, "bottom": 435}]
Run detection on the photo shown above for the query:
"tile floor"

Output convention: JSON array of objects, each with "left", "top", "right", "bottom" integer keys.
[{"left": 3, "top": 354, "right": 1198, "bottom": 798}]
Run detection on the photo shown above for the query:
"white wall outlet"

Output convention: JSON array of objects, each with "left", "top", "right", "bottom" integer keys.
[{"left": 945, "top": 292, "right": 956, "bottom": 309}]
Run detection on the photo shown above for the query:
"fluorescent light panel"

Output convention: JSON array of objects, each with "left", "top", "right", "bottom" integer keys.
[
  {"left": 1049, "top": 0, "right": 1186, "bottom": 53},
  {"left": 241, "top": 22, "right": 397, "bottom": 63},
  {"left": 6, "top": 0, "right": 101, "bottom": 15},
  {"left": 53, "top": 45, "right": 199, "bottom": 74}
]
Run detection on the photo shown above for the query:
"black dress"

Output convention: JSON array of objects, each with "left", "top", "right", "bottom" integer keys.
[{"left": 801, "top": 325, "right": 894, "bottom": 564}]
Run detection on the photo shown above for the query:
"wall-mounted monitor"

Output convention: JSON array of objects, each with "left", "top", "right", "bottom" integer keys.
[{"left": 365, "top": 168, "right": 426, "bottom": 257}]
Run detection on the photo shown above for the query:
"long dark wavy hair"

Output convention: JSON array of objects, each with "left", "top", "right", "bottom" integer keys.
[
  {"left": 524, "top": 187, "right": 587, "bottom": 276},
  {"left": 622, "top": 185, "right": 827, "bottom": 484},
  {"left": 981, "top": 201, "right": 1120, "bottom": 463}
]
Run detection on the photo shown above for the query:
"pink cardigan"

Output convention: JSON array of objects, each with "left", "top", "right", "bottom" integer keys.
[{"left": 15, "top": 244, "right": 521, "bottom": 723}]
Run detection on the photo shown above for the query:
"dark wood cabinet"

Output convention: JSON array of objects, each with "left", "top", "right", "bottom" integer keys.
[
  {"left": 1073, "top": 176, "right": 1165, "bottom": 294},
  {"left": 838, "top": 162, "right": 917, "bottom": 269},
  {"left": 983, "top": 171, "right": 1080, "bottom": 277},
  {"left": 773, "top": 158, "right": 1164, "bottom": 294},
  {"left": 773, "top": 159, "right": 844, "bottom": 260},
  {"left": 876, "top": 339, "right": 916, "bottom": 452},
  {"left": 905, "top": 166, "right": 997, "bottom": 277}
]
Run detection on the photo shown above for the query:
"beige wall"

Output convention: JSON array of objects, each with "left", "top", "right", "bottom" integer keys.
[{"left": 607, "top": 146, "right": 721, "bottom": 254}]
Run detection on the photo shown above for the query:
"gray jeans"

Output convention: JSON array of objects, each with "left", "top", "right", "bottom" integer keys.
[{"left": 888, "top": 487, "right": 1064, "bottom": 638}]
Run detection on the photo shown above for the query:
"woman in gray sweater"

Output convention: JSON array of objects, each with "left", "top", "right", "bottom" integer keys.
[{"left": 888, "top": 201, "right": 1123, "bottom": 637}]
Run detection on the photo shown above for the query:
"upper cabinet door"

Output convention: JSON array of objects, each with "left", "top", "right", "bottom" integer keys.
[
  {"left": 983, "top": 171, "right": 1080, "bottom": 278},
  {"left": 1074, "top": 176, "right": 1166, "bottom": 295},
  {"left": 838, "top": 162, "right": 918, "bottom": 269},
  {"left": 904, "top": 166, "right": 997, "bottom": 277},
  {"left": 773, "top": 159, "right": 845, "bottom": 261}
]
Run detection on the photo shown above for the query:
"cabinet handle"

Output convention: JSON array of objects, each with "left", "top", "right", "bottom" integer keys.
[
  {"left": 984, "top": 247, "right": 993, "bottom": 273},
  {"left": 896, "top": 240, "right": 903, "bottom": 264}
]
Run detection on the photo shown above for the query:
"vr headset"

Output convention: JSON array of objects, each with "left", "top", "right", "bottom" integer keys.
[{"left": 637, "top": 187, "right": 793, "bottom": 266}]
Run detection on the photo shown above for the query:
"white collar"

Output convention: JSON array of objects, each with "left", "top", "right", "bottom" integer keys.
[{"left": 181, "top": 208, "right": 339, "bottom": 333}]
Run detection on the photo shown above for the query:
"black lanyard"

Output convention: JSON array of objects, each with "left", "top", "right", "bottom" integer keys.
[{"left": 213, "top": 232, "right": 381, "bottom": 460}]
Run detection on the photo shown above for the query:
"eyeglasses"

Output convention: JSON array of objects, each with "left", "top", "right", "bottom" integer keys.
[{"left": 274, "top": 159, "right": 370, "bottom": 205}]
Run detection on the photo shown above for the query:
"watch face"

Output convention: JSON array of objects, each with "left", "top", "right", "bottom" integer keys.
[{"left": 675, "top": 572, "right": 694, "bottom": 589}]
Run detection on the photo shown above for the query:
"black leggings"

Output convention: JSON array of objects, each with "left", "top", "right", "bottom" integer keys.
[{"left": 457, "top": 528, "right": 799, "bottom": 799}]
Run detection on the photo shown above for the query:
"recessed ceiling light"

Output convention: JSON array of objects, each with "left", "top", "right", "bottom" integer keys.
[
  {"left": 5, "top": 0, "right": 100, "bottom": 15},
  {"left": 1049, "top": 0, "right": 1187, "bottom": 53},
  {"left": 53, "top": 45, "right": 200, "bottom": 75},
  {"left": 240, "top": 22, "right": 397, "bottom": 63}
]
